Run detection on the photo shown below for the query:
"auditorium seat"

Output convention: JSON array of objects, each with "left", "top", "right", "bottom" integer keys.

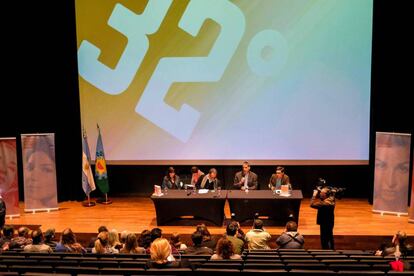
[
  {"left": 118, "top": 261, "right": 147, "bottom": 268},
  {"left": 100, "top": 267, "right": 146, "bottom": 275},
  {"left": 244, "top": 259, "right": 284, "bottom": 263},
  {"left": 328, "top": 264, "right": 372, "bottom": 271},
  {"left": 280, "top": 254, "right": 313, "bottom": 259},
  {"left": 24, "top": 274, "right": 71, "bottom": 276},
  {"left": 350, "top": 255, "right": 383, "bottom": 260},
  {"left": 313, "top": 254, "right": 348, "bottom": 259},
  {"left": 79, "top": 260, "right": 119, "bottom": 268},
  {"left": 320, "top": 259, "right": 359, "bottom": 264},
  {"left": 194, "top": 268, "right": 241, "bottom": 274},
  {"left": 55, "top": 265, "right": 100, "bottom": 275},
  {"left": 145, "top": 268, "right": 193, "bottom": 275},
  {"left": 288, "top": 269, "right": 336, "bottom": 275},
  {"left": 371, "top": 264, "right": 391, "bottom": 272},
  {"left": 199, "top": 261, "right": 243, "bottom": 270},
  {"left": 8, "top": 265, "right": 54, "bottom": 274},
  {"left": 245, "top": 255, "right": 280, "bottom": 260},
  {"left": 0, "top": 255, "right": 25, "bottom": 260},
  {"left": 284, "top": 263, "right": 328, "bottom": 271},
  {"left": 62, "top": 256, "right": 98, "bottom": 261},
  {"left": 241, "top": 269, "right": 287, "bottom": 274},
  {"left": 387, "top": 271, "right": 414, "bottom": 275},
  {"left": 243, "top": 263, "right": 285, "bottom": 270},
  {"left": 38, "top": 259, "right": 79, "bottom": 268},
  {"left": 2, "top": 259, "right": 38, "bottom": 267},
  {"left": 283, "top": 259, "right": 319, "bottom": 263},
  {"left": 337, "top": 271, "right": 385, "bottom": 275}
]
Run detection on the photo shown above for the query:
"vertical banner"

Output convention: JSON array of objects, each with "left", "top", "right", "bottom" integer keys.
[
  {"left": 0, "top": 138, "right": 20, "bottom": 218},
  {"left": 373, "top": 132, "right": 411, "bottom": 215},
  {"left": 408, "top": 146, "right": 414, "bottom": 223},
  {"left": 21, "top": 134, "right": 58, "bottom": 212}
]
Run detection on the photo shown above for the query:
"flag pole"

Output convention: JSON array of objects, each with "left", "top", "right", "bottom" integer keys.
[
  {"left": 82, "top": 194, "right": 96, "bottom": 207},
  {"left": 97, "top": 193, "right": 112, "bottom": 205}
]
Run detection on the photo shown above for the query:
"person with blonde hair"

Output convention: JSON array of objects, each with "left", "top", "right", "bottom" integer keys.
[
  {"left": 120, "top": 233, "right": 145, "bottom": 254},
  {"left": 92, "top": 231, "right": 119, "bottom": 254},
  {"left": 147, "top": 238, "right": 190, "bottom": 269},
  {"left": 55, "top": 228, "right": 86, "bottom": 253},
  {"left": 108, "top": 229, "right": 123, "bottom": 251}
]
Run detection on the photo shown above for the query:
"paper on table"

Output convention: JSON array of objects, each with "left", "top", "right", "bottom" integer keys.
[{"left": 198, "top": 189, "right": 209, "bottom": 194}]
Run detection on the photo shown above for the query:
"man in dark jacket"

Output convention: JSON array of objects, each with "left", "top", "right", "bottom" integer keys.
[
  {"left": 276, "top": 221, "right": 304, "bottom": 249},
  {"left": 268, "top": 166, "right": 290, "bottom": 190},
  {"left": 185, "top": 231, "right": 213, "bottom": 255},
  {"left": 310, "top": 187, "right": 335, "bottom": 249}
]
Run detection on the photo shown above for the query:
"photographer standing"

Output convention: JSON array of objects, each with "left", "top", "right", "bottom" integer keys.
[{"left": 311, "top": 186, "right": 336, "bottom": 249}]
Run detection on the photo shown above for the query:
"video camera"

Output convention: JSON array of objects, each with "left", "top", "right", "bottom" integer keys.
[{"left": 315, "top": 178, "right": 346, "bottom": 199}]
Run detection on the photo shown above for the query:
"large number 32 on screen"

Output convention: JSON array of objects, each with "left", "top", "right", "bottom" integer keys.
[{"left": 78, "top": 0, "right": 245, "bottom": 142}]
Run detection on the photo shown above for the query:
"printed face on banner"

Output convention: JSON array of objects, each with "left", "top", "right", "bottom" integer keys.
[
  {"left": 0, "top": 142, "right": 17, "bottom": 192},
  {"left": 0, "top": 140, "right": 19, "bottom": 215},
  {"left": 374, "top": 134, "right": 411, "bottom": 212},
  {"left": 23, "top": 135, "right": 58, "bottom": 210}
]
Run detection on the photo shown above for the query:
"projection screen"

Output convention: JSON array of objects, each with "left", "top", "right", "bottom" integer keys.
[{"left": 75, "top": 0, "right": 373, "bottom": 165}]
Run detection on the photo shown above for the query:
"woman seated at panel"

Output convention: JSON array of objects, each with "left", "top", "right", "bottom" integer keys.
[
  {"left": 161, "top": 167, "right": 181, "bottom": 189},
  {"left": 195, "top": 168, "right": 221, "bottom": 190}
]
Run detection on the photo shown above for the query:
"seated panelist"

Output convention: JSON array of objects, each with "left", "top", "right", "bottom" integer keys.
[
  {"left": 162, "top": 167, "right": 181, "bottom": 189},
  {"left": 196, "top": 168, "right": 221, "bottom": 190},
  {"left": 268, "top": 166, "right": 290, "bottom": 190},
  {"left": 233, "top": 161, "right": 258, "bottom": 190}
]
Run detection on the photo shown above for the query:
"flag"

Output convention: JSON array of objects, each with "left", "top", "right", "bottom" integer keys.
[
  {"left": 82, "top": 130, "right": 96, "bottom": 196},
  {"left": 95, "top": 125, "right": 109, "bottom": 194}
]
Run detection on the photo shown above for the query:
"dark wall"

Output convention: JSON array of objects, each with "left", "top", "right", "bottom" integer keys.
[{"left": 1, "top": 0, "right": 412, "bottom": 202}]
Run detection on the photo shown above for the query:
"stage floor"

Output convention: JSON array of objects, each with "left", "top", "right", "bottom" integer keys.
[{"left": 6, "top": 197, "right": 414, "bottom": 236}]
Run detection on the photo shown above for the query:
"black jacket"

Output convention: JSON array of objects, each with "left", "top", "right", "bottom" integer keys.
[{"left": 310, "top": 195, "right": 335, "bottom": 226}]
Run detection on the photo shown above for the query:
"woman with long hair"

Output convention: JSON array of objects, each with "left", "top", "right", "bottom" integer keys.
[
  {"left": 211, "top": 238, "right": 242, "bottom": 260},
  {"left": 55, "top": 228, "right": 86, "bottom": 253},
  {"left": 92, "top": 231, "right": 119, "bottom": 254},
  {"left": 120, "top": 233, "right": 145, "bottom": 254}
]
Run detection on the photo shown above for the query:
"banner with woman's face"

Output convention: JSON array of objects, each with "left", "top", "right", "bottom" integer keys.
[
  {"left": 0, "top": 138, "right": 20, "bottom": 217},
  {"left": 21, "top": 134, "right": 58, "bottom": 212},
  {"left": 373, "top": 132, "right": 411, "bottom": 214}
]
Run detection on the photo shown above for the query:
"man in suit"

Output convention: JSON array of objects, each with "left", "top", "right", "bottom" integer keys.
[
  {"left": 268, "top": 166, "right": 290, "bottom": 190},
  {"left": 310, "top": 186, "right": 336, "bottom": 249},
  {"left": 233, "top": 162, "right": 258, "bottom": 190}
]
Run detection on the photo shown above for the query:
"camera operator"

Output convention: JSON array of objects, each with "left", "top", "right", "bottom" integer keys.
[{"left": 310, "top": 179, "right": 336, "bottom": 249}]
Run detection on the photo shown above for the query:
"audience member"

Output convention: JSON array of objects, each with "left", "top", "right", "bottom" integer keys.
[
  {"left": 225, "top": 222, "right": 245, "bottom": 254},
  {"left": 120, "top": 233, "right": 145, "bottom": 254},
  {"left": 185, "top": 231, "right": 213, "bottom": 255},
  {"left": 245, "top": 219, "right": 271, "bottom": 250},
  {"left": 211, "top": 238, "right": 242, "bottom": 260},
  {"left": 276, "top": 221, "right": 304, "bottom": 249},
  {"left": 55, "top": 228, "right": 86, "bottom": 253},
  {"left": 23, "top": 228, "right": 52, "bottom": 253}
]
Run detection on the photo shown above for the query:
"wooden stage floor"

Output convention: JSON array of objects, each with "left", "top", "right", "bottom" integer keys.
[{"left": 6, "top": 197, "right": 414, "bottom": 237}]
